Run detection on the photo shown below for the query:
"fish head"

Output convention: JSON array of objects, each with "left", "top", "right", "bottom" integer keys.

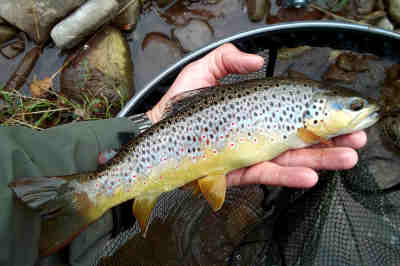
[{"left": 303, "top": 86, "right": 380, "bottom": 138}]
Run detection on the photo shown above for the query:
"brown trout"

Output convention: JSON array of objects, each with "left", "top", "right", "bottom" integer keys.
[{"left": 9, "top": 77, "right": 380, "bottom": 256}]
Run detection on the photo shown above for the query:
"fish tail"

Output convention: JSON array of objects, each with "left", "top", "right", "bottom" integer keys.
[{"left": 9, "top": 175, "right": 101, "bottom": 256}]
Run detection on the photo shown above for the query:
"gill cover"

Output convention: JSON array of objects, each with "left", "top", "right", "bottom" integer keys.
[{"left": 303, "top": 88, "right": 379, "bottom": 138}]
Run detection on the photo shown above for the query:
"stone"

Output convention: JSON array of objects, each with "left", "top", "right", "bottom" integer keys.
[
  {"left": 112, "top": 0, "right": 141, "bottom": 31},
  {"left": 0, "top": 0, "right": 87, "bottom": 44},
  {"left": 51, "top": 0, "right": 120, "bottom": 49},
  {"left": 60, "top": 26, "right": 134, "bottom": 117},
  {"left": 376, "top": 16, "right": 394, "bottom": 31},
  {"left": 171, "top": 19, "right": 214, "bottom": 52},
  {"left": 389, "top": 0, "right": 400, "bottom": 24},
  {"left": 0, "top": 25, "right": 18, "bottom": 45}
]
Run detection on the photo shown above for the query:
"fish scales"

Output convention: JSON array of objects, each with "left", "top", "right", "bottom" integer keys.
[
  {"left": 8, "top": 77, "right": 380, "bottom": 256},
  {"left": 92, "top": 79, "right": 317, "bottom": 199}
]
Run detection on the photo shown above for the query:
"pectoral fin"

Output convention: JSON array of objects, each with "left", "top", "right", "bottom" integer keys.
[
  {"left": 197, "top": 174, "right": 227, "bottom": 212},
  {"left": 298, "top": 128, "right": 333, "bottom": 146},
  {"left": 181, "top": 180, "right": 202, "bottom": 197},
  {"left": 132, "top": 193, "right": 161, "bottom": 237}
]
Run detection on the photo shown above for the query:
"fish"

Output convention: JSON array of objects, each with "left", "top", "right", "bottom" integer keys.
[{"left": 8, "top": 77, "right": 380, "bottom": 257}]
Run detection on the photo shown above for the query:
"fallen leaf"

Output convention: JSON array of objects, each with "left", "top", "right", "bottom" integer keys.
[{"left": 30, "top": 76, "right": 52, "bottom": 98}]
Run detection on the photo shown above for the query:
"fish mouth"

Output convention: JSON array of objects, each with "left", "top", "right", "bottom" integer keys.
[{"left": 350, "top": 104, "right": 381, "bottom": 131}]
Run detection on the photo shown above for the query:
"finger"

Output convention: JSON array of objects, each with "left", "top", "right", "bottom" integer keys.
[
  {"left": 206, "top": 43, "right": 265, "bottom": 79},
  {"left": 272, "top": 147, "right": 358, "bottom": 170},
  {"left": 311, "top": 130, "right": 367, "bottom": 149},
  {"left": 227, "top": 161, "right": 318, "bottom": 188},
  {"left": 332, "top": 130, "right": 367, "bottom": 149}
]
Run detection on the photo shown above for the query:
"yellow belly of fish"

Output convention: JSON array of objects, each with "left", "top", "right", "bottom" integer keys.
[
  {"left": 97, "top": 133, "right": 288, "bottom": 206},
  {"left": 91, "top": 132, "right": 293, "bottom": 234}
]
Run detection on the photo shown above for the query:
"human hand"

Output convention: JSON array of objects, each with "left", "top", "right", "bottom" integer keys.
[{"left": 145, "top": 43, "right": 366, "bottom": 189}]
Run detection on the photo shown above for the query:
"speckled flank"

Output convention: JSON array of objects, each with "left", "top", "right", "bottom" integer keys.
[{"left": 79, "top": 78, "right": 331, "bottom": 204}]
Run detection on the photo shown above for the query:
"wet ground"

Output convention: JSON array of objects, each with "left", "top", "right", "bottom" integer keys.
[{"left": 0, "top": 0, "right": 269, "bottom": 95}]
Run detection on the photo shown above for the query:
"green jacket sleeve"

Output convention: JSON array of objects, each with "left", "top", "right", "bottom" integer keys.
[{"left": 0, "top": 117, "right": 139, "bottom": 266}]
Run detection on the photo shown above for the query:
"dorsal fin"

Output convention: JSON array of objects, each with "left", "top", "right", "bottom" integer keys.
[{"left": 160, "top": 85, "right": 219, "bottom": 120}]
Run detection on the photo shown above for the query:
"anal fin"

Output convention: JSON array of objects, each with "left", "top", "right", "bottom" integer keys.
[
  {"left": 197, "top": 174, "right": 227, "bottom": 212},
  {"left": 132, "top": 193, "right": 161, "bottom": 237}
]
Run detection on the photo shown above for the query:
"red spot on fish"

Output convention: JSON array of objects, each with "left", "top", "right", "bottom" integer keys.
[
  {"left": 160, "top": 176, "right": 163, "bottom": 179},
  {"left": 117, "top": 178, "right": 121, "bottom": 182},
  {"left": 220, "top": 136, "right": 224, "bottom": 140},
  {"left": 198, "top": 136, "right": 202, "bottom": 142},
  {"left": 147, "top": 165, "right": 152, "bottom": 169},
  {"left": 206, "top": 139, "right": 210, "bottom": 145},
  {"left": 202, "top": 154, "right": 206, "bottom": 159},
  {"left": 232, "top": 122, "right": 235, "bottom": 126},
  {"left": 239, "top": 137, "right": 245, "bottom": 142},
  {"left": 230, "top": 142, "right": 235, "bottom": 148},
  {"left": 132, "top": 175, "right": 136, "bottom": 179},
  {"left": 180, "top": 147, "right": 185, "bottom": 152},
  {"left": 212, "top": 149, "right": 217, "bottom": 154}
]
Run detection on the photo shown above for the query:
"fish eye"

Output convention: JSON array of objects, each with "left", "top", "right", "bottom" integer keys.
[{"left": 350, "top": 99, "right": 364, "bottom": 111}]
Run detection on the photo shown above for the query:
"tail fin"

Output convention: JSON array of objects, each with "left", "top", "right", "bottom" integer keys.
[{"left": 9, "top": 175, "right": 103, "bottom": 257}]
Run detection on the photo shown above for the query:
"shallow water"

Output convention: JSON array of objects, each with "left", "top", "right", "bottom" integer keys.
[{"left": 0, "top": 0, "right": 267, "bottom": 96}]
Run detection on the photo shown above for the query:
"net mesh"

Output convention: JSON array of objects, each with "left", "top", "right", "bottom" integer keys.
[{"left": 92, "top": 47, "right": 400, "bottom": 266}]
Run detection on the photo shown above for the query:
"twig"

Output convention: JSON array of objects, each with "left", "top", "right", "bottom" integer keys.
[
  {"left": 31, "top": 0, "right": 41, "bottom": 41},
  {"left": 7, "top": 118, "right": 43, "bottom": 130},
  {"left": 309, "top": 3, "right": 368, "bottom": 25},
  {"left": 18, "top": 107, "right": 72, "bottom": 116},
  {"left": 50, "top": 51, "right": 80, "bottom": 80},
  {"left": 118, "top": 0, "right": 140, "bottom": 16}
]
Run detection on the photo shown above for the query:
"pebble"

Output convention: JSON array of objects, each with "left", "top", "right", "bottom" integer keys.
[{"left": 172, "top": 19, "right": 214, "bottom": 52}]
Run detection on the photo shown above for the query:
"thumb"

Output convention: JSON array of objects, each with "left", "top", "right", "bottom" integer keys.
[{"left": 204, "top": 43, "right": 265, "bottom": 80}]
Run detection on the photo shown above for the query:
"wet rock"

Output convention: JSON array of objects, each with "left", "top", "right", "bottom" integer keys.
[
  {"left": 112, "top": 0, "right": 141, "bottom": 31},
  {"left": 380, "top": 64, "right": 400, "bottom": 114},
  {"left": 376, "top": 17, "right": 394, "bottom": 31},
  {"left": 138, "top": 32, "right": 183, "bottom": 84},
  {"left": 0, "top": 0, "right": 86, "bottom": 44},
  {"left": 322, "top": 63, "right": 357, "bottom": 83},
  {"left": 157, "top": 0, "right": 174, "bottom": 8},
  {"left": 267, "top": 7, "right": 324, "bottom": 24},
  {"left": 51, "top": 0, "right": 120, "bottom": 49},
  {"left": 287, "top": 69, "right": 310, "bottom": 79},
  {"left": 277, "top": 46, "right": 312, "bottom": 60},
  {"left": 0, "top": 25, "right": 18, "bottom": 45},
  {"left": 247, "top": 0, "right": 269, "bottom": 22},
  {"left": 161, "top": 1, "right": 215, "bottom": 25},
  {"left": 336, "top": 52, "right": 371, "bottom": 72},
  {"left": 389, "top": 0, "right": 400, "bottom": 24},
  {"left": 380, "top": 114, "right": 400, "bottom": 151},
  {"left": 355, "top": 0, "right": 375, "bottom": 15},
  {"left": 172, "top": 19, "right": 214, "bottom": 52},
  {"left": 0, "top": 38, "right": 25, "bottom": 59},
  {"left": 60, "top": 26, "right": 134, "bottom": 116},
  {"left": 359, "top": 10, "right": 386, "bottom": 24}
]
